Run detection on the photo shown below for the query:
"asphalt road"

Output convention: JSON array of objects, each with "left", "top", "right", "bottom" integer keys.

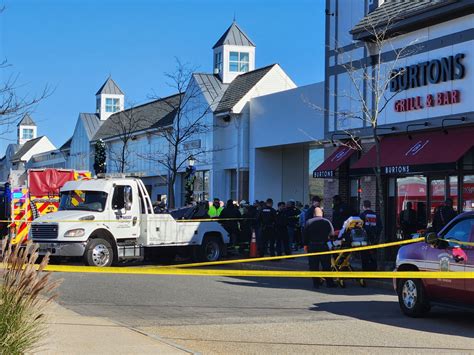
[{"left": 53, "top": 272, "right": 474, "bottom": 354}]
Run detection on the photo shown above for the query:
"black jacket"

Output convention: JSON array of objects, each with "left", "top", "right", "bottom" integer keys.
[
  {"left": 304, "top": 217, "right": 334, "bottom": 245},
  {"left": 276, "top": 209, "right": 288, "bottom": 229},
  {"left": 219, "top": 207, "right": 241, "bottom": 234},
  {"left": 258, "top": 207, "right": 277, "bottom": 230},
  {"left": 360, "top": 209, "right": 382, "bottom": 244},
  {"left": 285, "top": 207, "right": 300, "bottom": 228}
]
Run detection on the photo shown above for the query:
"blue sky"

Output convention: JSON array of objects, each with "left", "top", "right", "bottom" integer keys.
[{"left": 0, "top": 0, "right": 325, "bottom": 153}]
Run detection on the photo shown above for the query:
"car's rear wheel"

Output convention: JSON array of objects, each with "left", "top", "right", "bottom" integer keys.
[{"left": 397, "top": 278, "right": 430, "bottom": 317}]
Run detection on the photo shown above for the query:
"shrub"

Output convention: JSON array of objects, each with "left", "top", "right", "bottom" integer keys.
[{"left": 0, "top": 242, "right": 59, "bottom": 354}]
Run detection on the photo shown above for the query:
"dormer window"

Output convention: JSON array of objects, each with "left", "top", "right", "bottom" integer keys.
[
  {"left": 105, "top": 98, "right": 120, "bottom": 113},
  {"left": 22, "top": 128, "right": 34, "bottom": 140},
  {"left": 214, "top": 52, "right": 223, "bottom": 73},
  {"left": 229, "top": 51, "right": 249, "bottom": 72}
]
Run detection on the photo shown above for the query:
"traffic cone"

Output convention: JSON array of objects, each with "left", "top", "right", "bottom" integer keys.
[{"left": 249, "top": 229, "right": 258, "bottom": 258}]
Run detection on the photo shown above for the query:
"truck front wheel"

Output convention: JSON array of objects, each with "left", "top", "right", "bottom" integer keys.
[
  {"left": 195, "top": 236, "right": 223, "bottom": 262},
  {"left": 84, "top": 238, "right": 114, "bottom": 267}
]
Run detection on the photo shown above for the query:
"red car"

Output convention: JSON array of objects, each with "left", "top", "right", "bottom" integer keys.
[{"left": 395, "top": 212, "right": 474, "bottom": 317}]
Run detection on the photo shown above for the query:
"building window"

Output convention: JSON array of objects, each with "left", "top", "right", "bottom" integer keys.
[
  {"left": 182, "top": 170, "right": 210, "bottom": 205},
  {"left": 22, "top": 128, "right": 34, "bottom": 140},
  {"left": 105, "top": 98, "right": 120, "bottom": 113},
  {"left": 193, "top": 170, "right": 210, "bottom": 202},
  {"left": 229, "top": 51, "right": 249, "bottom": 72},
  {"left": 230, "top": 170, "right": 237, "bottom": 201},
  {"left": 214, "top": 52, "right": 222, "bottom": 73}
]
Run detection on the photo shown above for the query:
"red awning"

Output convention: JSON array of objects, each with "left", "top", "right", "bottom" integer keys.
[
  {"left": 351, "top": 126, "right": 474, "bottom": 174},
  {"left": 313, "top": 145, "right": 357, "bottom": 178}
]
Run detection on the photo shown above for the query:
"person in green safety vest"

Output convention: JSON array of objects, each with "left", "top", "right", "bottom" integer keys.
[{"left": 208, "top": 198, "right": 223, "bottom": 218}]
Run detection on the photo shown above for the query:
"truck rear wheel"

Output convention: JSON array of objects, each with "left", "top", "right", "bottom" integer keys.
[
  {"left": 84, "top": 238, "right": 114, "bottom": 267},
  {"left": 195, "top": 236, "right": 223, "bottom": 262}
]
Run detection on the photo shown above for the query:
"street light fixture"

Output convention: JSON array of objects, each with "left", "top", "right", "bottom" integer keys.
[{"left": 188, "top": 155, "right": 196, "bottom": 167}]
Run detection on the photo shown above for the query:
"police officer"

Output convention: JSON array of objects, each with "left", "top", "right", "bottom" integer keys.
[
  {"left": 276, "top": 202, "right": 290, "bottom": 256},
  {"left": 304, "top": 207, "right": 336, "bottom": 288},
  {"left": 257, "top": 198, "right": 277, "bottom": 257},
  {"left": 359, "top": 200, "right": 382, "bottom": 271}
]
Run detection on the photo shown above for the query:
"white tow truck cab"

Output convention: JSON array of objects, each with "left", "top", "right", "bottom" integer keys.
[{"left": 31, "top": 175, "right": 229, "bottom": 266}]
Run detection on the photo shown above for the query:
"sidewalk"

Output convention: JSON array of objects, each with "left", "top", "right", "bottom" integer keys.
[{"left": 37, "top": 302, "right": 192, "bottom": 354}]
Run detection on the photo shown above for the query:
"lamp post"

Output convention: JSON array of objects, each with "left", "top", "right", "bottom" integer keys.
[{"left": 184, "top": 156, "right": 196, "bottom": 206}]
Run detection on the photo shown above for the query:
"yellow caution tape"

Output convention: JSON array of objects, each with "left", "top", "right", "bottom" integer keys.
[
  {"left": 0, "top": 218, "right": 253, "bottom": 223},
  {"left": 440, "top": 239, "right": 474, "bottom": 247},
  {"left": 162, "top": 238, "right": 425, "bottom": 268},
  {"left": 34, "top": 265, "right": 474, "bottom": 279}
]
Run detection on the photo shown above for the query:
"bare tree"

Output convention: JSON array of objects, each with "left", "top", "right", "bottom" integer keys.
[
  {"left": 312, "top": 8, "right": 422, "bottom": 267},
  {"left": 145, "top": 59, "right": 215, "bottom": 209},
  {"left": 105, "top": 103, "right": 143, "bottom": 173},
  {"left": 0, "top": 61, "right": 51, "bottom": 138}
]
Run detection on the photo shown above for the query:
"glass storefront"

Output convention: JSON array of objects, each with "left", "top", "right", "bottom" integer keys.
[
  {"left": 391, "top": 173, "right": 474, "bottom": 237},
  {"left": 430, "top": 178, "right": 445, "bottom": 221},
  {"left": 462, "top": 175, "right": 474, "bottom": 212},
  {"left": 396, "top": 176, "right": 427, "bottom": 231}
]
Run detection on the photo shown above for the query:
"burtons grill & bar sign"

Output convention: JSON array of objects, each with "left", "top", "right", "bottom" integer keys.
[{"left": 390, "top": 53, "right": 465, "bottom": 113}]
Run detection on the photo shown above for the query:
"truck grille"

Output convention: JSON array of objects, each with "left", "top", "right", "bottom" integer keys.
[{"left": 31, "top": 224, "right": 58, "bottom": 239}]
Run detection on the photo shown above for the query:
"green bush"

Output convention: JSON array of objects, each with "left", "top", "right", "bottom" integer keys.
[{"left": 0, "top": 242, "right": 59, "bottom": 355}]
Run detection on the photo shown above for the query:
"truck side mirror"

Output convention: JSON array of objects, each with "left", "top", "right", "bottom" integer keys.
[
  {"left": 124, "top": 186, "right": 132, "bottom": 211},
  {"left": 425, "top": 232, "right": 438, "bottom": 245}
]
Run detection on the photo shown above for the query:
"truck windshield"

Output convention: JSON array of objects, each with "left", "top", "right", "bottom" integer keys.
[{"left": 59, "top": 190, "right": 108, "bottom": 212}]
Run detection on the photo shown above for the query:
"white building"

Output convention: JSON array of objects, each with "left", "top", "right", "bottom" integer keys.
[
  {"left": 24, "top": 21, "right": 325, "bottom": 207},
  {"left": 0, "top": 114, "right": 56, "bottom": 181},
  {"left": 183, "top": 22, "right": 297, "bottom": 205},
  {"left": 79, "top": 22, "right": 298, "bottom": 207}
]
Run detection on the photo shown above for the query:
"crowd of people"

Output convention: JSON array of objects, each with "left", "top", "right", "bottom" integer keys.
[{"left": 163, "top": 194, "right": 459, "bottom": 290}]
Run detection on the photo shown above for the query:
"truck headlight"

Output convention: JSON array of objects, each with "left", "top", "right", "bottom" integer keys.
[{"left": 64, "top": 228, "right": 85, "bottom": 237}]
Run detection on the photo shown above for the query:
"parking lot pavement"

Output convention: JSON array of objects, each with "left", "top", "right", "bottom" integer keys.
[
  {"left": 38, "top": 301, "right": 191, "bottom": 354},
  {"left": 52, "top": 272, "right": 474, "bottom": 354}
]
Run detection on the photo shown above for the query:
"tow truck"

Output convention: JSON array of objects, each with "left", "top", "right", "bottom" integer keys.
[{"left": 31, "top": 174, "right": 229, "bottom": 266}]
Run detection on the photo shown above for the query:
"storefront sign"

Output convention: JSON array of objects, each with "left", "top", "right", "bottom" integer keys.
[
  {"left": 390, "top": 53, "right": 465, "bottom": 92},
  {"left": 384, "top": 165, "right": 410, "bottom": 174},
  {"left": 313, "top": 170, "right": 334, "bottom": 178},
  {"left": 394, "top": 90, "right": 461, "bottom": 112}
]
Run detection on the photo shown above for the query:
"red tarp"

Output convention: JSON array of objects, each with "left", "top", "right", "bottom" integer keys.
[
  {"left": 313, "top": 145, "right": 357, "bottom": 178},
  {"left": 28, "top": 169, "right": 75, "bottom": 196},
  {"left": 351, "top": 126, "right": 474, "bottom": 171}
]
